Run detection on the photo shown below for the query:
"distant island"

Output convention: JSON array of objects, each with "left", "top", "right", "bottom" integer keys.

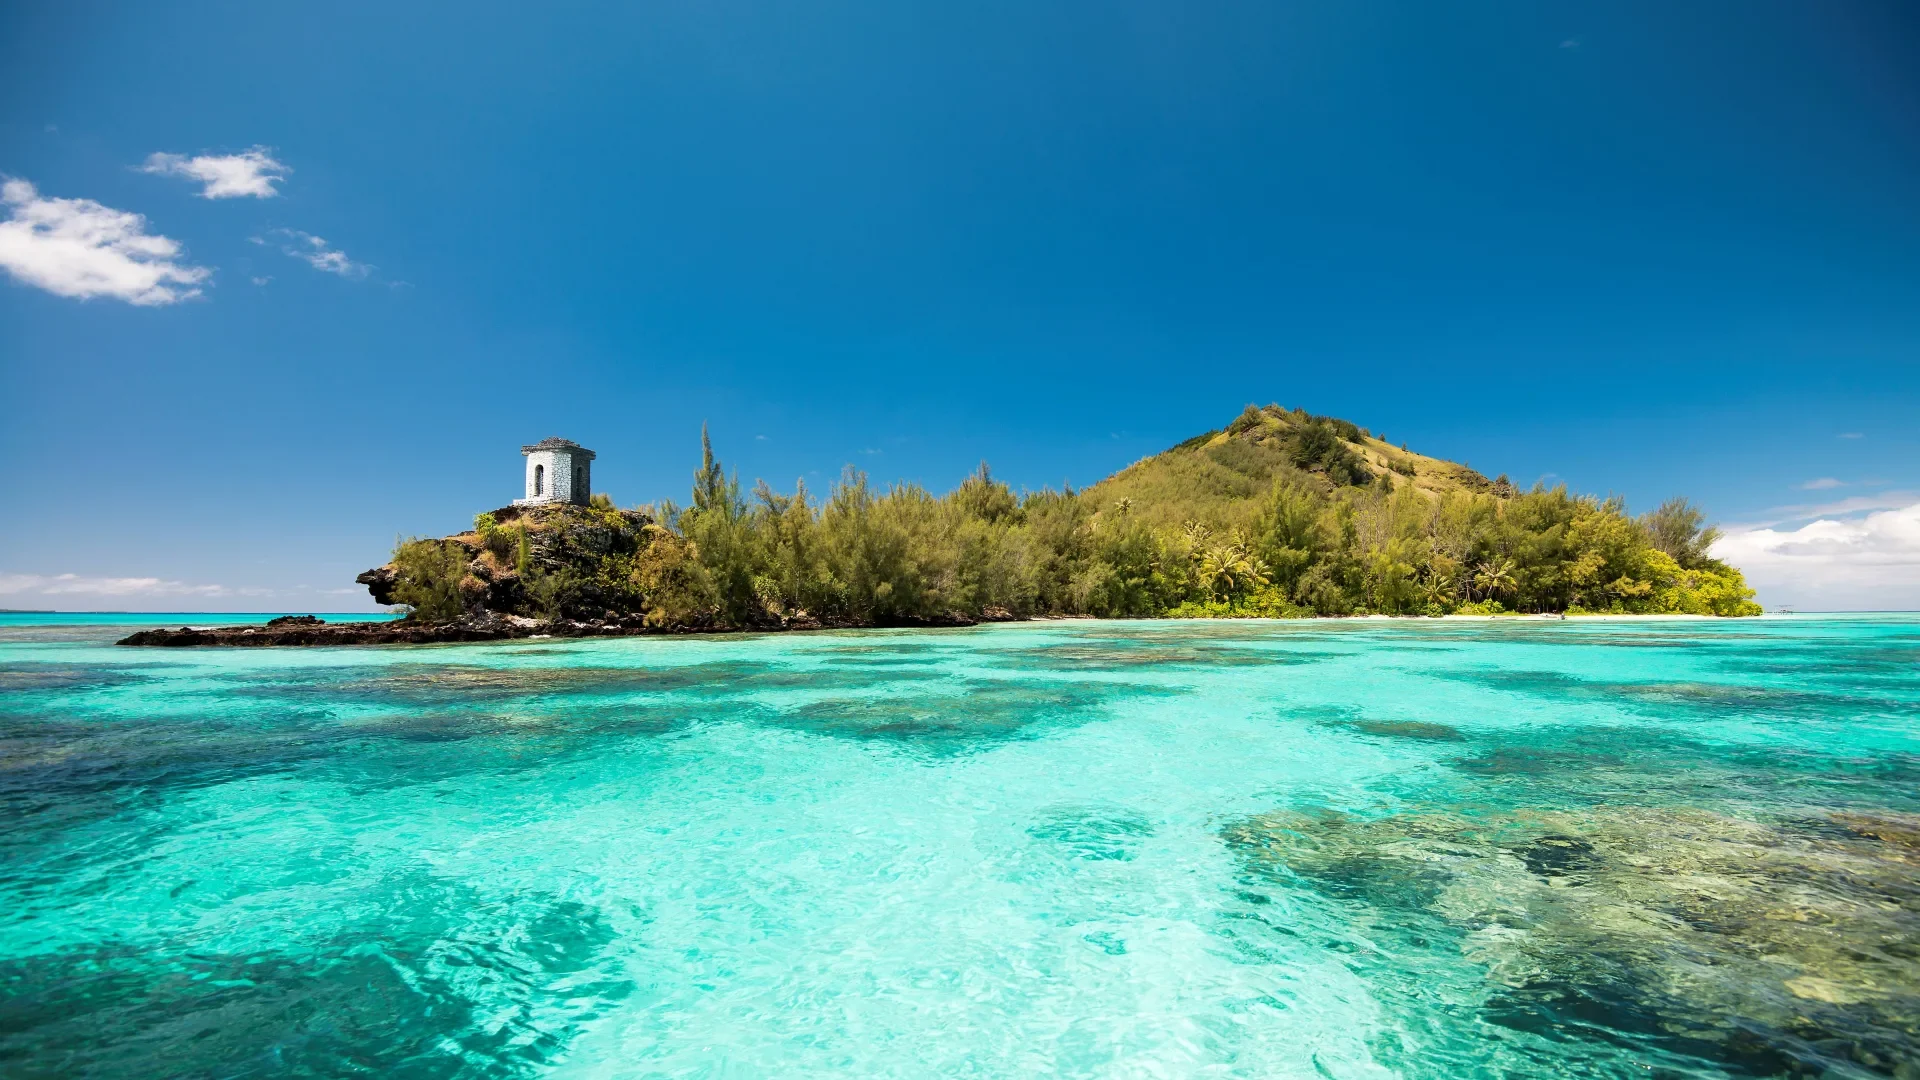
[{"left": 121, "top": 406, "right": 1759, "bottom": 646}]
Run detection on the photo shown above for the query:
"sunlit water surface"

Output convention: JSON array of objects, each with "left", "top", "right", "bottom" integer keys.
[{"left": 3, "top": 614, "right": 1917, "bottom": 1078}]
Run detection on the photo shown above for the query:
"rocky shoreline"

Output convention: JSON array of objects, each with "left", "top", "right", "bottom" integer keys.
[{"left": 115, "top": 610, "right": 1001, "bottom": 647}]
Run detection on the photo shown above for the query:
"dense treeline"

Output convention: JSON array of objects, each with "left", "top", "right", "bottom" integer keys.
[
  {"left": 634, "top": 426, "right": 1757, "bottom": 623},
  {"left": 387, "top": 417, "right": 1760, "bottom": 625}
]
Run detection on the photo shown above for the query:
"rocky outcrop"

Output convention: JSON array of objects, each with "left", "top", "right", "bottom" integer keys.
[
  {"left": 118, "top": 610, "right": 658, "bottom": 647},
  {"left": 118, "top": 614, "right": 532, "bottom": 647},
  {"left": 365, "top": 502, "right": 668, "bottom": 623},
  {"left": 354, "top": 566, "right": 399, "bottom": 606},
  {"left": 117, "top": 608, "right": 994, "bottom": 647}
]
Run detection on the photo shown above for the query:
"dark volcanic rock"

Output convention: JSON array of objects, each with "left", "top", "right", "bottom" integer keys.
[
  {"left": 120, "top": 613, "right": 551, "bottom": 647},
  {"left": 355, "top": 566, "right": 399, "bottom": 606},
  {"left": 116, "top": 608, "right": 989, "bottom": 647}
]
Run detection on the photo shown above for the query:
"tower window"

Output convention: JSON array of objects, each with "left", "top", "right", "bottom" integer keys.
[{"left": 534, "top": 464, "right": 544, "bottom": 496}]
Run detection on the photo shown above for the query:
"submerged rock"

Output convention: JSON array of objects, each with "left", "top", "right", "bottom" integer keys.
[
  {"left": 1349, "top": 718, "right": 1465, "bottom": 741},
  {"left": 1224, "top": 805, "right": 1920, "bottom": 1075}
]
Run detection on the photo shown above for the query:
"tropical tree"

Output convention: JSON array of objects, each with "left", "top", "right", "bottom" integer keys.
[
  {"left": 1640, "top": 497, "right": 1722, "bottom": 568},
  {"left": 1196, "top": 532, "right": 1271, "bottom": 601},
  {"left": 1472, "top": 557, "right": 1517, "bottom": 604}
]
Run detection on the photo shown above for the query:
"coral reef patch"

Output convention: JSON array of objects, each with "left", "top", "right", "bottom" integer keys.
[{"left": 1224, "top": 805, "right": 1920, "bottom": 1076}]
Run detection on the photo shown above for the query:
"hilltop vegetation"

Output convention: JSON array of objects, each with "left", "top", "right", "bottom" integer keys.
[
  {"left": 373, "top": 406, "right": 1760, "bottom": 627},
  {"left": 1091, "top": 404, "right": 1509, "bottom": 531}
]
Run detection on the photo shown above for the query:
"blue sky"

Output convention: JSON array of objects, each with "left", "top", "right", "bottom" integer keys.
[{"left": 3, "top": 1, "right": 1918, "bottom": 611}]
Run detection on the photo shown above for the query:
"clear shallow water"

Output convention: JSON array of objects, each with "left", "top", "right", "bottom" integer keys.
[{"left": 2, "top": 615, "right": 1916, "bottom": 1079}]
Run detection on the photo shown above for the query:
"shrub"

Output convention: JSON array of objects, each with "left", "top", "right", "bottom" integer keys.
[
  {"left": 1227, "top": 404, "right": 1268, "bottom": 435},
  {"left": 1288, "top": 420, "right": 1373, "bottom": 486},
  {"left": 631, "top": 526, "right": 718, "bottom": 627},
  {"left": 522, "top": 564, "right": 590, "bottom": 620},
  {"left": 390, "top": 539, "right": 470, "bottom": 622},
  {"left": 1166, "top": 585, "right": 1310, "bottom": 619},
  {"left": 472, "top": 513, "right": 518, "bottom": 561}
]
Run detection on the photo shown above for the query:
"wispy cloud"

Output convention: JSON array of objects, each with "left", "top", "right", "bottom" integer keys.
[
  {"left": 0, "top": 572, "right": 229, "bottom": 598},
  {"left": 265, "top": 228, "right": 370, "bottom": 278},
  {"left": 1753, "top": 491, "right": 1919, "bottom": 525},
  {"left": 140, "top": 146, "right": 288, "bottom": 198},
  {"left": 1800, "top": 477, "right": 1845, "bottom": 490},
  {"left": 1712, "top": 500, "right": 1920, "bottom": 609},
  {"left": 0, "top": 179, "right": 209, "bottom": 305},
  {"left": 1838, "top": 432, "right": 1864, "bottom": 440},
  {"left": 1559, "top": 38, "right": 1581, "bottom": 50}
]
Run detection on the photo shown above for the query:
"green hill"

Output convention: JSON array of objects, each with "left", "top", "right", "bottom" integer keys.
[{"left": 1089, "top": 404, "right": 1508, "bottom": 533}]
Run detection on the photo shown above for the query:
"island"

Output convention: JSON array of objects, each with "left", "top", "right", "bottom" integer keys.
[{"left": 120, "top": 407, "right": 1760, "bottom": 646}]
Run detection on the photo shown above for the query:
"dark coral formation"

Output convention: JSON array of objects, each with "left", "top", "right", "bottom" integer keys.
[{"left": 1224, "top": 806, "right": 1920, "bottom": 1076}]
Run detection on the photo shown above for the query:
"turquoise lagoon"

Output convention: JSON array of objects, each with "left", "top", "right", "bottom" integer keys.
[{"left": 2, "top": 614, "right": 1916, "bottom": 1078}]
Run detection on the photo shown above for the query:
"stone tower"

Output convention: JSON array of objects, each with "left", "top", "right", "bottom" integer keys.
[{"left": 515, "top": 438, "right": 596, "bottom": 506}]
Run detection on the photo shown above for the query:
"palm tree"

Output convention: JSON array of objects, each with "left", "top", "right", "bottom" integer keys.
[
  {"left": 1197, "top": 534, "right": 1271, "bottom": 601},
  {"left": 1472, "top": 558, "right": 1517, "bottom": 604}
]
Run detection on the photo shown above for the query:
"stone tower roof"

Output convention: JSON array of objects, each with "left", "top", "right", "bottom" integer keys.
[{"left": 520, "top": 437, "right": 596, "bottom": 459}]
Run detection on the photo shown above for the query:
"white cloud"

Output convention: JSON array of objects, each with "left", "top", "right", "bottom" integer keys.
[
  {"left": 0, "top": 572, "right": 228, "bottom": 598},
  {"left": 1712, "top": 500, "right": 1920, "bottom": 610},
  {"left": 140, "top": 146, "right": 288, "bottom": 198},
  {"left": 1800, "top": 477, "right": 1845, "bottom": 490},
  {"left": 269, "top": 229, "right": 370, "bottom": 278},
  {"left": 1838, "top": 432, "right": 1864, "bottom": 440},
  {"left": 1757, "top": 491, "right": 1918, "bottom": 525},
  {"left": 0, "top": 179, "right": 210, "bottom": 305}
]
